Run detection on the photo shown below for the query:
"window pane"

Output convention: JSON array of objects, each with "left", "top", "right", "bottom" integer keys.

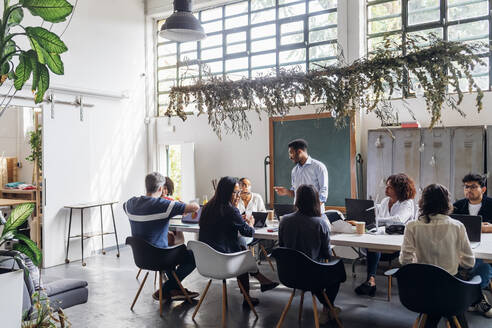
[
  {"left": 158, "top": 54, "right": 176, "bottom": 67},
  {"left": 158, "top": 68, "right": 176, "bottom": 80},
  {"left": 203, "top": 60, "right": 223, "bottom": 74},
  {"left": 309, "top": 28, "right": 337, "bottom": 43},
  {"left": 179, "top": 65, "right": 199, "bottom": 78},
  {"left": 309, "top": 0, "right": 337, "bottom": 13},
  {"left": 157, "top": 43, "right": 176, "bottom": 56},
  {"left": 179, "top": 51, "right": 197, "bottom": 62},
  {"left": 279, "top": 3, "right": 306, "bottom": 19},
  {"left": 252, "top": 67, "right": 275, "bottom": 77},
  {"left": 251, "top": 52, "right": 276, "bottom": 68},
  {"left": 202, "top": 33, "right": 223, "bottom": 48},
  {"left": 448, "top": 20, "right": 489, "bottom": 43},
  {"left": 367, "top": 33, "right": 402, "bottom": 53},
  {"left": 309, "top": 59, "right": 337, "bottom": 70},
  {"left": 279, "top": 48, "right": 306, "bottom": 64},
  {"left": 448, "top": 0, "right": 488, "bottom": 21},
  {"left": 309, "top": 12, "right": 337, "bottom": 29},
  {"left": 407, "top": 27, "right": 443, "bottom": 47},
  {"left": 203, "top": 20, "right": 223, "bottom": 34},
  {"left": 251, "top": 37, "right": 276, "bottom": 52},
  {"left": 251, "top": 24, "right": 276, "bottom": 39},
  {"left": 408, "top": 0, "right": 440, "bottom": 26},
  {"left": 201, "top": 7, "right": 222, "bottom": 22},
  {"left": 251, "top": 8, "right": 276, "bottom": 24},
  {"left": 225, "top": 1, "right": 248, "bottom": 16},
  {"left": 309, "top": 43, "right": 337, "bottom": 60},
  {"left": 227, "top": 43, "right": 247, "bottom": 53},
  {"left": 179, "top": 41, "right": 197, "bottom": 52},
  {"left": 225, "top": 14, "right": 248, "bottom": 29},
  {"left": 252, "top": 0, "right": 275, "bottom": 10},
  {"left": 367, "top": 1, "right": 401, "bottom": 35},
  {"left": 201, "top": 47, "right": 223, "bottom": 60},
  {"left": 226, "top": 57, "right": 249, "bottom": 71}
]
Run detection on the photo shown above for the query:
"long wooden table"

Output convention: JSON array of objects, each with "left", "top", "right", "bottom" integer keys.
[{"left": 169, "top": 219, "right": 492, "bottom": 262}]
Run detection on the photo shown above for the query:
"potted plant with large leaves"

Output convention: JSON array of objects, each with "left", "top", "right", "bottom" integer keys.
[
  {"left": 0, "top": 203, "right": 41, "bottom": 328},
  {"left": 0, "top": 0, "right": 74, "bottom": 118}
]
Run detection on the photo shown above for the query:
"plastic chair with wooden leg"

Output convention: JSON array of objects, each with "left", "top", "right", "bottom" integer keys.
[
  {"left": 322, "top": 291, "right": 343, "bottom": 328},
  {"left": 387, "top": 275, "right": 392, "bottom": 301},
  {"left": 171, "top": 271, "right": 193, "bottom": 304},
  {"left": 136, "top": 268, "right": 142, "bottom": 279},
  {"left": 298, "top": 291, "right": 304, "bottom": 322},
  {"left": 222, "top": 280, "right": 227, "bottom": 327},
  {"left": 238, "top": 280, "right": 258, "bottom": 318},
  {"left": 412, "top": 314, "right": 422, "bottom": 328},
  {"left": 130, "top": 272, "right": 149, "bottom": 310},
  {"left": 192, "top": 279, "right": 212, "bottom": 320},
  {"left": 158, "top": 272, "right": 163, "bottom": 316},
  {"left": 260, "top": 244, "right": 275, "bottom": 271},
  {"left": 312, "top": 293, "right": 320, "bottom": 328}
]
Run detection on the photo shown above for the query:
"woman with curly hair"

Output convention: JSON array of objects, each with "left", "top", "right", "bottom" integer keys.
[{"left": 355, "top": 173, "right": 416, "bottom": 296}]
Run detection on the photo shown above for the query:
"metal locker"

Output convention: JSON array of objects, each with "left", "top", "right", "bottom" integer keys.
[
  {"left": 420, "top": 128, "right": 452, "bottom": 194},
  {"left": 392, "top": 129, "right": 421, "bottom": 196},
  {"left": 487, "top": 126, "right": 492, "bottom": 197},
  {"left": 367, "top": 130, "right": 394, "bottom": 201},
  {"left": 451, "top": 126, "right": 485, "bottom": 201}
]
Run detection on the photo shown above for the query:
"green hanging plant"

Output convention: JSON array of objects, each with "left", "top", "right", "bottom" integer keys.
[
  {"left": 167, "top": 34, "right": 485, "bottom": 139},
  {"left": 0, "top": 0, "right": 74, "bottom": 117}
]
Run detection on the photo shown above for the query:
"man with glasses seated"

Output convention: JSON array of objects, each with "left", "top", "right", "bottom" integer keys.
[
  {"left": 453, "top": 173, "right": 492, "bottom": 233},
  {"left": 453, "top": 173, "right": 492, "bottom": 316}
]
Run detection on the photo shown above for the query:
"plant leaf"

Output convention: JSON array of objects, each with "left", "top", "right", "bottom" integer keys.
[
  {"left": 34, "top": 64, "right": 49, "bottom": 103},
  {"left": 14, "top": 52, "right": 32, "bottom": 90},
  {"left": 21, "top": 0, "right": 73, "bottom": 23},
  {"left": 26, "top": 26, "right": 67, "bottom": 54},
  {"left": 26, "top": 50, "right": 39, "bottom": 91},
  {"left": 13, "top": 233, "right": 42, "bottom": 266},
  {"left": 7, "top": 7, "right": 23, "bottom": 27},
  {"left": 2, "top": 202, "right": 34, "bottom": 235}
]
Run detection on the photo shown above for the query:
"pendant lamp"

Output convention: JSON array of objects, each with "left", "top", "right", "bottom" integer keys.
[{"left": 159, "top": 0, "right": 206, "bottom": 42}]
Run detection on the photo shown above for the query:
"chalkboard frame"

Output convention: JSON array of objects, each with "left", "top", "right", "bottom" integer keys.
[{"left": 268, "top": 113, "right": 356, "bottom": 212}]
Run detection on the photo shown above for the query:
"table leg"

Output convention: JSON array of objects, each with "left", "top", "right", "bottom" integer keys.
[
  {"left": 65, "top": 208, "right": 72, "bottom": 264},
  {"left": 100, "top": 205, "right": 105, "bottom": 255},
  {"left": 110, "top": 204, "right": 120, "bottom": 257},
  {"left": 81, "top": 209, "right": 86, "bottom": 266}
]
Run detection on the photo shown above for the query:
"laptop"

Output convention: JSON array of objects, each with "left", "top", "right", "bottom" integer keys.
[
  {"left": 345, "top": 198, "right": 376, "bottom": 230},
  {"left": 450, "top": 214, "right": 482, "bottom": 248},
  {"left": 252, "top": 212, "right": 268, "bottom": 228},
  {"left": 273, "top": 204, "right": 296, "bottom": 219},
  {"left": 181, "top": 206, "right": 203, "bottom": 224}
]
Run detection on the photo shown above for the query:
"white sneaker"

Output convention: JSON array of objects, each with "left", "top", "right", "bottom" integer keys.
[{"left": 470, "top": 294, "right": 492, "bottom": 318}]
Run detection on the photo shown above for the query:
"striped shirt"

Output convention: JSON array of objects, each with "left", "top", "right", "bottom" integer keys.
[
  {"left": 291, "top": 156, "right": 329, "bottom": 202},
  {"left": 124, "top": 196, "right": 186, "bottom": 248}
]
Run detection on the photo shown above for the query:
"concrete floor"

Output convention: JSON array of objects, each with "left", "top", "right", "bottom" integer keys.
[{"left": 44, "top": 246, "right": 491, "bottom": 328}]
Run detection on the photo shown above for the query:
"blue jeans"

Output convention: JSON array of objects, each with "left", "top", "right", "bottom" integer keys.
[
  {"left": 366, "top": 250, "right": 400, "bottom": 281},
  {"left": 163, "top": 249, "right": 196, "bottom": 293},
  {"left": 468, "top": 259, "right": 492, "bottom": 290}
]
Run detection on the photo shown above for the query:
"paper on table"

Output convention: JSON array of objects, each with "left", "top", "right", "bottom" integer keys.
[{"left": 332, "top": 220, "right": 355, "bottom": 233}]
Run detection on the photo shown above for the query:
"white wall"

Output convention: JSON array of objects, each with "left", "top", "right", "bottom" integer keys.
[{"left": 38, "top": 0, "right": 147, "bottom": 267}]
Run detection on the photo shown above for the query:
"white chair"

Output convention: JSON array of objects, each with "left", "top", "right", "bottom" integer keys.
[{"left": 187, "top": 240, "right": 259, "bottom": 326}]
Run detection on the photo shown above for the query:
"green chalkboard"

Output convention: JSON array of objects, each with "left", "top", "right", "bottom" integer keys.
[{"left": 269, "top": 114, "right": 355, "bottom": 208}]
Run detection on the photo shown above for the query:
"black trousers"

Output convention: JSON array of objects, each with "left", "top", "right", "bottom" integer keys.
[{"left": 314, "top": 283, "right": 341, "bottom": 307}]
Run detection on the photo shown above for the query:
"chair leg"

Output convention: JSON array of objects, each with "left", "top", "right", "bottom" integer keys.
[
  {"left": 322, "top": 291, "right": 343, "bottom": 328},
  {"left": 222, "top": 280, "right": 227, "bottom": 327},
  {"left": 276, "top": 289, "right": 295, "bottom": 328},
  {"left": 159, "top": 272, "right": 163, "bottom": 316},
  {"left": 136, "top": 268, "right": 142, "bottom": 279},
  {"left": 311, "top": 293, "right": 320, "bottom": 328},
  {"left": 332, "top": 249, "right": 337, "bottom": 258},
  {"left": 224, "top": 280, "right": 227, "bottom": 308},
  {"left": 452, "top": 316, "right": 462, "bottom": 328},
  {"left": 387, "top": 275, "right": 392, "bottom": 302},
  {"left": 171, "top": 270, "right": 193, "bottom": 304},
  {"left": 298, "top": 291, "right": 304, "bottom": 322},
  {"left": 419, "top": 314, "right": 428, "bottom": 328},
  {"left": 154, "top": 271, "right": 157, "bottom": 291},
  {"left": 238, "top": 279, "right": 259, "bottom": 319},
  {"left": 260, "top": 244, "right": 275, "bottom": 271},
  {"left": 446, "top": 321, "right": 452, "bottom": 328},
  {"left": 192, "top": 279, "right": 212, "bottom": 320},
  {"left": 130, "top": 272, "right": 149, "bottom": 310},
  {"left": 250, "top": 246, "right": 255, "bottom": 257},
  {"left": 413, "top": 314, "right": 422, "bottom": 328}
]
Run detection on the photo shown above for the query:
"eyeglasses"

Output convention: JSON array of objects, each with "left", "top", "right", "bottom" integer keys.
[{"left": 464, "top": 184, "right": 480, "bottom": 190}]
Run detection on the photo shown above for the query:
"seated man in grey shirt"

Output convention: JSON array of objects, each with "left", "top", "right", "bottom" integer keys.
[{"left": 279, "top": 184, "right": 340, "bottom": 325}]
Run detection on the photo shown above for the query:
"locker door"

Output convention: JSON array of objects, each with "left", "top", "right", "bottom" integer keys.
[
  {"left": 367, "top": 130, "right": 393, "bottom": 201},
  {"left": 420, "top": 128, "right": 452, "bottom": 193},
  {"left": 451, "top": 127, "right": 485, "bottom": 201},
  {"left": 392, "top": 129, "right": 421, "bottom": 196}
]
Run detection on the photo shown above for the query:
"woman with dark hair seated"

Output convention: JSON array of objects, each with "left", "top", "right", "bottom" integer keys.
[
  {"left": 199, "top": 176, "right": 278, "bottom": 307},
  {"left": 161, "top": 177, "right": 184, "bottom": 245},
  {"left": 278, "top": 184, "right": 340, "bottom": 325},
  {"left": 355, "top": 173, "right": 416, "bottom": 296},
  {"left": 400, "top": 184, "right": 492, "bottom": 325}
]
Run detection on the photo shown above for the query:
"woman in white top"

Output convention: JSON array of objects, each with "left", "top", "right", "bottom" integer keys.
[
  {"left": 238, "top": 178, "right": 266, "bottom": 246},
  {"left": 401, "top": 184, "right": 492, "bottom": 325},
  {"left": 355, "top": 173, "right": 416, "bottom": 297}
]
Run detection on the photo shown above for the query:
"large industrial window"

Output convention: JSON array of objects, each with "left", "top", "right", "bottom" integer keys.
[
  {"left": 156, "top": 0, "right": 339, "bottom": 115},
  {"left": 367, "top": 0, "right": 491, "bottom": 94}
]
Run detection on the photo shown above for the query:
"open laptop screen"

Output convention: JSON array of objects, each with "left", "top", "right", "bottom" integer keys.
[
  {"left": 450, "top": 214, "right": 482, "bottom": 242},
  {"left": 345, "top": 198, "right": 375, "bottom": 225}
]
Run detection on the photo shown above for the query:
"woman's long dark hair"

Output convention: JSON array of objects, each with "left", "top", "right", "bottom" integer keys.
[
  {"left": 418, "top": 184, "right": 453, "bottom": 223},
  {"left": 200, "top": 176, "right": 238, "bottom": 227},
  {"left": 295, "top": 184, "right": 321, "bottom": 217}
]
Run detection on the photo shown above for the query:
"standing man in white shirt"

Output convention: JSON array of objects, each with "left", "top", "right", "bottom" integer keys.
[{"left": 273, "top": 139, "right": 328, "bottom": 207}]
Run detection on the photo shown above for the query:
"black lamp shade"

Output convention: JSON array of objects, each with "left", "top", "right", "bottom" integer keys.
[{"left": 159, "top": 0, "right": 206, "bottom": 42}]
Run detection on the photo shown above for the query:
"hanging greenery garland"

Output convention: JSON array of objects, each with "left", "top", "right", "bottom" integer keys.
[{"left": 166, "top": 35, "right": 485, "bottom": 139}]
